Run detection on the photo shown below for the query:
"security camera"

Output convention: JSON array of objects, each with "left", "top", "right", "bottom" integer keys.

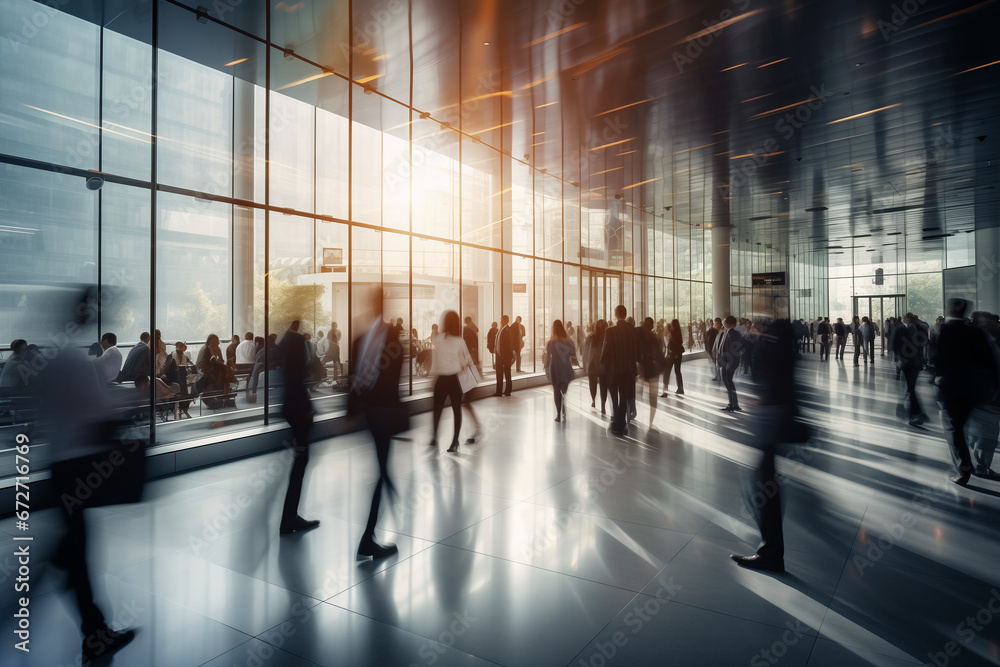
[{"left": 86, "top": 175, "right": 105, "bottom": 191}]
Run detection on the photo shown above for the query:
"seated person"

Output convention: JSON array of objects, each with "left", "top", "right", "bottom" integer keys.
[
  {"left": 235, "top": 332, "right": 256, "bottom": 370},
  {"left": 161, "top": 341, "right": 195, "bottom": 418},
  {"left": 0, "top": 339, "right": 28, "bottom": 389},
  {"left": 225, "top": 334, "right": 240, "bottom": 370},
  {"left": 247, "top": 335, "right": 277, "bottom": 402},
  {"left": 196, "top": 334, "right": 236, "bottom": 400},
  {"left": 93, "top": 332, "right": 123, "bottom": 384},
  {"left": 118, "top": 332, "right": 151, "bottom": 383}
]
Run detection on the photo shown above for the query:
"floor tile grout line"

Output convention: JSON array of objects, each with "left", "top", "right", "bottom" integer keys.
[
  {"left": 259, "top": 598, "right": 507, "bottom": 667},
  {"left": 194, "top": 636, "right": 324, "bottom": 667}
]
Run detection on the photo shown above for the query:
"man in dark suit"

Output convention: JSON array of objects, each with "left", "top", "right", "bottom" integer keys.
[
  {"left": 513, "top": 315, "right": 526, "bottom": 372},
  {"left": 118, "top": 332, "right": 151, "bottom": 383},
  {"left": 718, "top": 315, "right": 743, "bottom": 412},
  {"left": 350, "top": 290, "right": 407, "bottom": 559},
  {"left": 277, "top": 320, "right": 320, "bottom": 535},
  {"left": 494, "top": 315, "right": 513, "bottom": 396},
  {"left": 818, "top": 318, "right": 831, "bottom": 361},
  {"left": 731, "top": 318, "right": 803, "bottom": 573},
  {"left": 463, "top": 316, "right": 479, "bottom": 369},
  {"left": 933, "top": 298, "right": 999, "bottom": 486},
  {"left": 891, "top": 313, "right": 928, "bottom": 426},
  {"left": 833, "top": 318, "right": 847, "bottom": 360},
  {"left": 705, "top": 319, "right": 720, "bottom": 378},
  {"left": 600, "top": 305, "right": 638, "bottom": 436}
]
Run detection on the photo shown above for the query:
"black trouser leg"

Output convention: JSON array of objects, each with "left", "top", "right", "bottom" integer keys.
[
  {"left": 432, "top": 378, "right": 447, "bottom": 438},
  {"left": 610, "top": 380, "right": 626, "bottom": 431},
  {"left": 598, "top": 375, "right": 608, "bottom": 411},
  {"left": 53, "top": 460, "right": 106, "bottom": 637},
  {"left": 552, "top": 382, "right": 563, "bottom": 415},
  {"left": 363, "top": 417, "right": 392, "bottom": 541},
  {"left": 281, "top": 418, "right": 311, "bottom": 526},
  {"left": 674, "top": 358, "right": 683, "bottom": 391},
  {"left": 754, "top": 446, "right": 784, "bottom": 562},
  {"left": 443, "top": 374, "right": 462, "bottom": 441},
  {"left": 722, "top": 367, "right": 738, "bottom": 408},
  {"left": 588, "top": 373, "right": 598, "bottom": 403},
  {"left": 943, "top": 400, "right": 974, "bottom": 476},
  {"left": 903, "top": 366, "right": 921, "bottom": 417}
]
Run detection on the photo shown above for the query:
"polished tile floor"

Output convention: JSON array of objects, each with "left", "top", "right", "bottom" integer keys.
[{"left": 3, "top": 352, "right": 1000, "bottom": 666}]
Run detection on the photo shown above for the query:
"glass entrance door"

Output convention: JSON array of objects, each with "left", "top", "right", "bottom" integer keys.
[
  {"left": 584, "top": 270, "right": 623, "bottom": 326},
  {"left": 853, "top": 294, "right": 906, "bottom": 353}
]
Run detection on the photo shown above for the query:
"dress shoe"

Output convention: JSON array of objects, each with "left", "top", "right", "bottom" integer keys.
[
  {"left": 951, "top": 474, "right": 971, "bottom": 487},
  {"left": 447, "top": 441, "right": 460, "bottom": 453},
  {"left": 280, "top": 516, "right": 320, "bottom": 535},
  {"left": 732, "top": 406, "right": 743, "bottom": 412},
  {"left": 428, "top": 438, "right": 438, "bottom": 448},
  {"left": 676, "top": 389, "right": 684, "bottom": 395},
  {"left": 492, "top": 392, "right": 503, "bottom": 397},
  {"left": 503, "top": 392, "right": 511, "bottom": 396},
  {"left": 720, "top": 405, "right": 734, "bottom": 412},
  {"left": 730, "top": 554, "right": 784, "bottom": 573},
  {"left": 82, "top": 626, "right": 136, "bottom": 662},
  {"left": 465, "top": 430, "right": 482, "bottom": 444},
  {"left": 357, "top": 538, "right": 398, "bottom": 560},
  {"left": 555, "top": 415, "right": 561, "bottom": 422}
]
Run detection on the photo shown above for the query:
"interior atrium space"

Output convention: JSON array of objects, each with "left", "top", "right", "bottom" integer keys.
[{"left": 1, "top": 0, "right": 999, "bottom": 665}]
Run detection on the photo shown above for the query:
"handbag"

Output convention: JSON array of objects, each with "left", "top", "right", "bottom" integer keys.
[{"left": 458, "top": 364, "right": 482, "bottom": 393}]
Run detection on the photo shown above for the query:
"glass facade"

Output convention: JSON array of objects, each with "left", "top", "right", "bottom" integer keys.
[
  {"left": 0, "top": 0, "right": 963, "bottom": 468},
  {"left": 0, "top": 0, "right": 712, "bottom": 463}
]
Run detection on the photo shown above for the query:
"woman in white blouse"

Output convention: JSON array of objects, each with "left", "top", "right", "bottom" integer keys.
[{"left": 429, "top": 310, "right": 475, "bottom": 453}]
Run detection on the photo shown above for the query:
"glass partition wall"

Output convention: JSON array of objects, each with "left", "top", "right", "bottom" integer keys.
[{"left": 0, "top": 0, "right": 712, "bottom": 466}]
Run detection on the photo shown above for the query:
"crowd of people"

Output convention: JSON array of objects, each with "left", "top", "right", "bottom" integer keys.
[{"left": 6, "top": 287, "right": 1000, "bottom": 663}]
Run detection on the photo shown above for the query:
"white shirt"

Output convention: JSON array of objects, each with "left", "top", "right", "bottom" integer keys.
[
  {"left": 93, "top": 345, "right": 123, "bottom": 383},
  {"left": 235, "top": 339, "right": 256, "bottom": 364},
  {"left": 430, "top": 334, "right": 473, "bottom": 376}
]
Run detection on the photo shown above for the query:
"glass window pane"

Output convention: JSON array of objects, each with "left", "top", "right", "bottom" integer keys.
[
  {"left": 0, "top": 0, "right": 99, "bottom": 168},
  {"left": 157, "top": 50, "right": 233, "bottom": 196}
]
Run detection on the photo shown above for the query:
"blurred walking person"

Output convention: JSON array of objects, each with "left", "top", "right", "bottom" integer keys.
[
  {"left": 933, "top": 298, "right": 999, "bottom": 486},
  {"left": 544, "top": 319, "right": 577, "bottom": 421},
  {"left": 731, "top": 319, "right": 806, "bottom": 573},
  {"left": 661, "top": 319, "right": 685, "bottom": 396},
  {"left": 584, "top": 320, "right": 609, "bottom": 413},
  {"left": 600, "top": 305, "right": 639, "bottom": 436},
  {"left": 429, "top": 311, "right": 476, "bottom": 453},
  {"left": 277, "top": 320, "right": 321, "bottom": 535},
  {"left": 36, "top": 288, "right": 143, "bottom": 662},
  {"left": 350, "top": 288, "right": 408, "bottom": 558}
]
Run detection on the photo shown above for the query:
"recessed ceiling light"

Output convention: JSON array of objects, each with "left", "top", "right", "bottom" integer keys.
[
  {"left": 572, "top": 76, "right": 580, "bottom": 80},
  {"left": 483, "top": 41, "right": 490, "bottom": 46}
]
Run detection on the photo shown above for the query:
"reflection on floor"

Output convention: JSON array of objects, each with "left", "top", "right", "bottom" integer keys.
[{"left": 2, "top": 353, "right": 999, "bottom": 666}]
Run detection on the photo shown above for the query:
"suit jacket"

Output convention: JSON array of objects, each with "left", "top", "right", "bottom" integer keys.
[
  {"left": 349, "top": 322, "right": 404, "bottom": 408},
  {"left": 513, "top": 322, "right": 526, "bottom": 350},
  {"left": 119, "top": 343, "right": 150, "bottom": 382},
  {"left": 463, "top": 324, "right": 478, "bottom": 360},
  {"left": 891, "top": 324, "right": 923, "bottom": 370},
  {"left": 933, "top": 319, "right": 998, "bottom": 402},
  {"left": 705, "top": 327, "right": 719, "bottom": 358},
  {"left": 599, "top": 320, "right": 638, "bottom": 381},
  {"left": 278, "top": 329, "right": 311, "bottom": 421},
  {"left": 495, "top": 324, "right": 513, "bottom": 362},
  {"left": 718, "top": 327, "right": 743, "bottom": 370}
]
